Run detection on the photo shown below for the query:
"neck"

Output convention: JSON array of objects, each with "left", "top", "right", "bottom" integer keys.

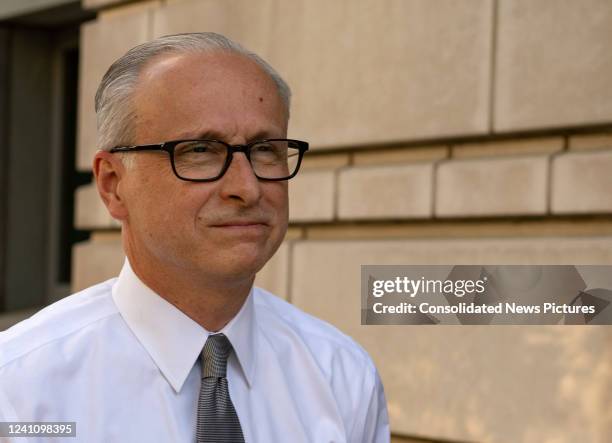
[{"left": 124, "top": 251, "right": 254, "bottom": 333}]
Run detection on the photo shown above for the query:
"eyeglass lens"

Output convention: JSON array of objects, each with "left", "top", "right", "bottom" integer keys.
[{"left": 173, "top": 140, "right": 301, "bottom": 180}]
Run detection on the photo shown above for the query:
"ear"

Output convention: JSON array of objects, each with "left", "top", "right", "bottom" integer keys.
[{"left": 93, "top": 150, "right": 129, "bottom": 221}]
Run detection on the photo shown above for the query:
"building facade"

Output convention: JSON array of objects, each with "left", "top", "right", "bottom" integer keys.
[{"left": 1, "top": 1, "right": 612, "bottom": 442}]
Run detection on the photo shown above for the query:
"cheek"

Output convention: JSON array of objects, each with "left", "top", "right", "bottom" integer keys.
[
  {"left": 134, "top": 189, "right": 208, "bottom": 259},
  {"left": 263, "top": 185, "right": 288, "bottom": 255},
  {"left": 264, "top": 183, "right": 289, "bottom": 217},
  {"left": 128, "top": 170, "right": 202, "bottom": 231}
]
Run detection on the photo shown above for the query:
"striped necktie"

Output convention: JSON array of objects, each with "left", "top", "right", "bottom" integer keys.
[{"left": 196, "top": 334, "right": 245, "bottom": 443}]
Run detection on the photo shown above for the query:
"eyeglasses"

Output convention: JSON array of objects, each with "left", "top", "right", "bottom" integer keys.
[{"left": 110, "top": 138, "right": 309, "bottom": 182}]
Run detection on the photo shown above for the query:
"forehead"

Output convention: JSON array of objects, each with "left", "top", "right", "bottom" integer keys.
[{"left": 131, "top": 51, "right": 287, "bottom": 141}]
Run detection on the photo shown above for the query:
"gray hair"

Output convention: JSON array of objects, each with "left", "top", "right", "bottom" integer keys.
[{"left": 94, "top": 32, "right": 292, "bottom": 152}]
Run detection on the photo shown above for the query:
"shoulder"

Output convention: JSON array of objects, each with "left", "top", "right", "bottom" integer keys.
[
  {"left": 252, "top": 286, "right": 377, "bottom": 375},
  {"left": 0, "top": 279, "right": 119, "bottom": 370},
  {"left": 252, "top": 287, "right": 388, "bottom": 441}
]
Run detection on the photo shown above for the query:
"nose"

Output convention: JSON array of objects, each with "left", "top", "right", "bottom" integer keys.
[{"left": 218, "top": 151, "right": 262, "bottom": 206}]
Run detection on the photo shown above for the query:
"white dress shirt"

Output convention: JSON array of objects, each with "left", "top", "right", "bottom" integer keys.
[{"left": 0, "top": 260, "right": 389, "bottom": 442}]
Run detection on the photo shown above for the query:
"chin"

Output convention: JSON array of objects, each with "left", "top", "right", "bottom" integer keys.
[{"left": 207, "top": 250, "right": 270, "bottom": 280}]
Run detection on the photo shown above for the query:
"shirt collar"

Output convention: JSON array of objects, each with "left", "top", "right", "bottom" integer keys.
[{"left": 112, "top": 259, "right": 257, "bottom": 392}]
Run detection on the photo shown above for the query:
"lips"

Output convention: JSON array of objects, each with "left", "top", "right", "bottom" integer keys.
[
  {"left": 208, "top": 219, "right": 271, "bottom": 237},
  {"left": 209, "top": 220, "right": 269, "bottom": 228}
]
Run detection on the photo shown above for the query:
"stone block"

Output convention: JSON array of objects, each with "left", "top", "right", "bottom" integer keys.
[
  {"left": 289, "top": 169, "right": 335, "bottom": 222},
  {"left": 77, "top": 3, "right": 154, "bottom": 171},
  {"left": 569, "top": 133, "right": 612, "bottom": 151},
  {"left": 338, "top": 163, "right": 434, "bottom": 219},
  {"left": 291, "top": 237, "right": 612, "bottom": 441},
  {"left": 152, "top": 0, "right": 493, "bottom": 148},
  {"left": 353, "top": 146, "right": 449, "bottom": 166},
  {"left": 552, "top": 150, "right": 612, "bottom": 214},
  {"left": 453, "top": 137, "right": 563, "bottom": 159},
  {"left": 495, "top": 0, "right": 612, "bottom": 131},
  {"left": 74, "top": 183, "right": 120, "bottom": 229},
  {"left": 300, "top": 153, "right": 350, "bottom": 171},
  {"left": 436, "top": 156, "right": 549, "bottom": 217},
  {"left": 151, "top": 0, "right": 273, "bottom": 59},
  {"left": 72, "top": 233, "right": 124, "bottom": 292},
  {"left": 254, "top": 241, "right": 290, "bottom": 300}
]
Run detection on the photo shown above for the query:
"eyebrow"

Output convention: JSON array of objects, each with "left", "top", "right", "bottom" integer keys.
[{"left": 177, "top": 128, "right": 283, "bottom": 142}]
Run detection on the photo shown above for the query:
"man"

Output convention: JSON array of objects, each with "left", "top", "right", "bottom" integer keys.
[{"left": 0, "top": 32, "right": 389, "bottom": 442}]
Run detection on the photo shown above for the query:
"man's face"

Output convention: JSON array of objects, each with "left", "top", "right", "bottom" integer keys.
[{"left": 119, "top": 51, "right": 289, "bottom": 284}]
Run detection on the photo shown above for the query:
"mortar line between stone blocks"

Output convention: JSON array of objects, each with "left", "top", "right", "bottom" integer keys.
[
  {"left": 546, "top": 150, "right": 562, "bottom": 216},
  {"left": 332, "top": 168, "right": 341, "bottom": 222},
  {"left": 431, "top": 150, "right": 446, "bottom": 218},
  {"left": 488, "top": 0, "right": 499, "bottom": 134}
]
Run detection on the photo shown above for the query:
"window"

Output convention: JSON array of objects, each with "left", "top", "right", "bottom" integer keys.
[{"left": 0, "top": 2, "right": 94, "bottom": 326}]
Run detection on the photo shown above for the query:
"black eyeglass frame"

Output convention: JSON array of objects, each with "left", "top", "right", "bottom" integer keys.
[{"left": 109, "top": 138, "right": 309, "bottom": 182}]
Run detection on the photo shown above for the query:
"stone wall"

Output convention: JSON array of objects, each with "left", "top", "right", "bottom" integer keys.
[{"left": 75, "top": 1, "right": 612, "bottom": 441}]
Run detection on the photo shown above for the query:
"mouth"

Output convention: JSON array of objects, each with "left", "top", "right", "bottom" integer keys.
[
  {"left": 208, "top": 220, "right": 270, "bottom": 235},
  {"left": 210, "top": 220, "right": 269, "bottom": 228}
]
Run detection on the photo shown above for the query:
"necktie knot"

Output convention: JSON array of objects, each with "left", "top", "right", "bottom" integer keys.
[{"left": 201, "top": 333, "right": 232, "bottom": 378}]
